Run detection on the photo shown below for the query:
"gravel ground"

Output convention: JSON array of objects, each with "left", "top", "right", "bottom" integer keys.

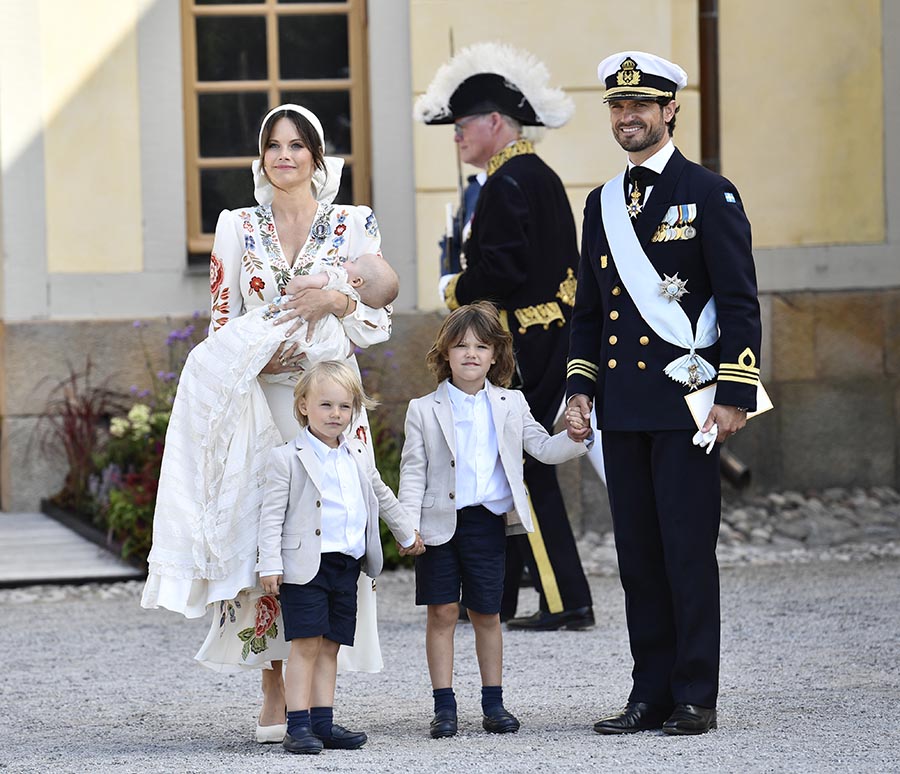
[{"left": 2, "top": 549, "right": 899, "bottom": 773}]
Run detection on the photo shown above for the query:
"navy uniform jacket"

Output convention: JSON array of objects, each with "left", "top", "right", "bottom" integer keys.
[
  {"left": 566, "top": 148, "right": 761, "bottom": 431},
  {"left": 446, "top": 150, "right": 579, "bottom": 425}
]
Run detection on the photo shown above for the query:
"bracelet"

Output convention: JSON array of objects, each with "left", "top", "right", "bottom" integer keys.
[{"left": 339, "top": 294, "right": 352, "bottom": 318}]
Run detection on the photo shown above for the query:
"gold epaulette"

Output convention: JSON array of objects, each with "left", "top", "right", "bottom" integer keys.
[
  {"left": 556, "top": 268, "right": 577, "bottom": 307},
  {"left": 443, "top": 273, "right": 462, "bottom": 311},
  {"left": 567, "top": 358, "right": 599, "bottom": 383},
  {"left": 718, "top": 347, "right": 760, "bottom": 386},
  {"left": 513, "top": 302, "right": 565, "bottom": 334}
]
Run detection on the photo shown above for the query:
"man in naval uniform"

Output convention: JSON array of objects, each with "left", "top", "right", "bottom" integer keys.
[
  {"left": 415, "top": 42, "right": 594, "bottom": 631},
  {"left": 565, "top": 52, "right": 761, "bottom": 735}
]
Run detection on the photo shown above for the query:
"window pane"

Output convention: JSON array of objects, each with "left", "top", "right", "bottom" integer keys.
[
  {"left": 279, "top": 1, "right": 343, "bottom": 4},
  {"left": 201, "top": 168, "right": 254, "bottom": 233},
  {"left": 279, "top": 15, "right": 348, "bottom": 80},
  {"left": 196, "top": 16, "right": 267, "bottom": 81},
  {"left": 195, "top": 0, "right": 257, "bottom": 4},
  {"left": 334, "top": 164, "right": 353, "bottom": 206},
  {"left": 199, "top": 92, "right": 269, "bottom": 157},
  {"left": 279, "top": 90, "right": 351, "bottom": 154}
]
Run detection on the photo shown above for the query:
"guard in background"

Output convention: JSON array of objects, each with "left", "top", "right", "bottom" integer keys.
[
  {"left": 565, "top": 52, "right": 761, "bottom": 735},
  {"left": 415, "top": 42, "right": 594, "bottom": 631}
]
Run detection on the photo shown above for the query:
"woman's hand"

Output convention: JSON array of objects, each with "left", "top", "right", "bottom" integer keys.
[
  {"left": 273, "top": 287, "right": 353, "bottom": 340},
  {"left": 259, "top": 341, "right": 307, "bottom": 374}
]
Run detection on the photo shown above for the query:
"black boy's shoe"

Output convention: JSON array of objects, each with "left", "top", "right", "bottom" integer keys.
[
  {"left": 482, "top": 708, "right": 520, "bottom": 734},
  {"left": 315, "top": 723, "right": 368, "bottom": 749},
  {"left": 282, "top": 727, "right": 324, "bottom": 754},
  {"left": 505, "top": 606, "right": 595, "bottom": 631},
  {"left": 593, "top": 701, "right": 672, "bottom": 734},
  {"left": 429, "top": 709, "right": 458, "bottom": 739},
  {"left": 662, "top": 704, "right": 717, "bottom": 735}
]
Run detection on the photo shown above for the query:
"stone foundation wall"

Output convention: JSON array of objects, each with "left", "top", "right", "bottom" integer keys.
[{"left": 3, "top": 288, "right": 898, "bottom": 525}]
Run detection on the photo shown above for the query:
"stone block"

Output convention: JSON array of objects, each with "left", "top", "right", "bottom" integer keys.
[
  {"left": 813, "top": 291, "right": 884, "bottom": 379},
  {"left": 771, "top": 293, "right": 815, "bottom": 382},
  {"left": 779, "top": 380, "right": 894, "bottom": 490},
  {"left": 725, "top": 392, "right": 782, "bottom": 492},
  {"left": 1, "top": 416, "right": 66, "bottom": 511}
]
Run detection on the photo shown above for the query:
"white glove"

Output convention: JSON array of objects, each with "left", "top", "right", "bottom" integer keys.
[
  {"left": 692, "top": 423, "right": 718, "bottom": 455},
  {"left": 438, "top": 274, "right": 455, "bottom": 304}
]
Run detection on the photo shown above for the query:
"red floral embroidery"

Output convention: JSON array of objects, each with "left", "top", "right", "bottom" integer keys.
[
  {"left": 250, "top": 276, "right": 265, "bottom": 293},
  {"left": 356, "top": 425, "right": 368, "bottom": 445},
  {"left": 254, "top": 595, "right": 280, "bottom": 638},
  {"left": 209, "top": 253, "right": 224, "bottom": 295},
  {"left": 334, "top": 224, "right": 347, "bottom": 236}
]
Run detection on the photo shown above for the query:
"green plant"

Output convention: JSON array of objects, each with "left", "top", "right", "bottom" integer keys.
[{"left": 32, "top": 358, "right": 129, "bottom": 514}]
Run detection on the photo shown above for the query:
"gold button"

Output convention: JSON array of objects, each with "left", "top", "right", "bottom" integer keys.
[
  {"left": 639, "top": 336, "right": 649, "bottom": 345},
  {"left": 608, "top": 359, "right": 617, "bottom": 368},
  {"left": 609, "top": 335, "right": 617, "bottom": 345},
  {"left": 609, "top": 311, "right": 619, "bottom": 320},
  {"left": 612, "top": 286, "right": 621, "bottom": 296},
  {"left": 637, "top": 361, "right": 646, "bottom": 369}
]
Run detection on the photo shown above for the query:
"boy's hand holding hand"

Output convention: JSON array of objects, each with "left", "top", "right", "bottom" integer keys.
[
  {"left": 398, "top": 530, "right": 425, "bottom": 557},
  {"left": 260, "top": 574, "right": 283, "bottom": 595},
  {"left": 565, "top": 394, "right": 593, "bottom": 442}
]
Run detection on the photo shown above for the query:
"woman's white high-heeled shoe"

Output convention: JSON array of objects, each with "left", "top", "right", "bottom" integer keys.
[{"left": 255, "top": 723, "right": 287, "bottom": 744}]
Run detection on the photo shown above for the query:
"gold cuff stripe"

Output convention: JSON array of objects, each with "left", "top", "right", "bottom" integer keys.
[
  {"left": 567, "top": 367, "right": 598, "bottom": 382},
  {"left": 443, "top": 273, "right": 461, "bottom": 311},
  {"left": 719, "top": 367, "right": 760, "bottom": 380},
  {"left": 567, "top": 358, "right": 599, "bottom": 373},
  {"left": 718, "top": 374, "right": 759, "bottom": 386},
  {"left": 719, "top": 362, "right": 761, "bottom": 374}
]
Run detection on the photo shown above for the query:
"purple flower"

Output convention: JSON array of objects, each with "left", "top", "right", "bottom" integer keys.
[
  {"left": 192, "top": 310, "right": 201, "bottom": 320},
  {"left": 384, "top": 350, "right": 394, "bottom": 358},
  {"left": 129, "top": 385, "right": 139, "bottom": 394},
  {"left": 133, "top": 320, "right": 144, "bottom": 328}
]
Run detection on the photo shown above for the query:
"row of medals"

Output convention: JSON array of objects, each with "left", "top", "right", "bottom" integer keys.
[{"left": 652, "top": 221, "right": 696, "bottom": 243}]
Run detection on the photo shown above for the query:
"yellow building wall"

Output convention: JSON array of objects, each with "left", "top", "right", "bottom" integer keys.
[
  {"left": 39, "top": 0, "right": 145, "bottom": 274},
  {"left": 410, "top": 0, "right": 702, "bottom": 310},
  {"left": 720, "top": 0, "right": 884, "bottom": 248}
]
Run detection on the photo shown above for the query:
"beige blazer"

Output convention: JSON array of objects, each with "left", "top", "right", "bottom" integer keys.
[
  {"left": 399, "top": 380, "right": 588, "bottom": 546},
  {"left": 256, "top": 434, "right": 415, "bottom": 585}
]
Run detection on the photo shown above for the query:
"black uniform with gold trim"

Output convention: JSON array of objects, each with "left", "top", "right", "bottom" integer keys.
[
  {"left": 567, "top": 146, "right": 761, "bottom": 710},
  {"left": 447, "top": 141, "right": 593, "bottom": 620}
]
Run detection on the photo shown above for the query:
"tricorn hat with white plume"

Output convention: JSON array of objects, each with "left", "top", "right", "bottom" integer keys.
[{"left": 413, "top": 42, "right": 574, "bottom": 128}]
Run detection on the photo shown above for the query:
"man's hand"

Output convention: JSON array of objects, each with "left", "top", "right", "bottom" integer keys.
[
  {"left": 565, "top": 394, "right": 593, "bottom": 442},
  {"left": 702, "top": 404, "right": 748, "bottom": 443}
]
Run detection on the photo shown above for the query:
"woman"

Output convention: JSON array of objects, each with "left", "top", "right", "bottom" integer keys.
[{"left": 142, "top": 104, "right": 394, "bottom": 742}]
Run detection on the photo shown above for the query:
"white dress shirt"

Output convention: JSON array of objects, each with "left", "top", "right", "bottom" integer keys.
[
  {"left": 306, "top": 427, "right": 368, "bottom": 559},
  {"left": 447, "top": 381, "right": 514, "bottom": 515},
  {"left": 626, "top": 139, "right": 675, "bottom": 206}
]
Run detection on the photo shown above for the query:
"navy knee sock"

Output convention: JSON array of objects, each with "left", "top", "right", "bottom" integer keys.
[
  {"left": 310, "top": 706, "right": 334, "bottom": 738},
  {"left": 286, "top": 709, "right": 310, "bottom": 737},
  {"left": 482, "top": 685, "right": 504, "bottom": 716},
  {"left": 433, "top": 687, "right": 457, "bottom": 715}
]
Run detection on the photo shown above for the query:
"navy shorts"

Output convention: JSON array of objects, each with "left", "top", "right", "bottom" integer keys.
[
  {"left": 415, "top": 505, "right": 506, "bottom": 614},
  {"left": 279, "top": 553, "right": 361, "bottom": 645}
]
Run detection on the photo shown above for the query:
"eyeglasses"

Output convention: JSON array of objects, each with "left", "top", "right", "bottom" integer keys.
[{"left": 453, "top": 114, "right": 486, "bottom": 137}]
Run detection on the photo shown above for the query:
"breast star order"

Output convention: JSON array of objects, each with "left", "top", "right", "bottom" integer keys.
[{"left": 659, "top": 273, "right": 690, "bottom": 303}]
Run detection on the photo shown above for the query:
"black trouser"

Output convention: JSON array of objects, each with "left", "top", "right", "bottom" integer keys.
[{"left": 602, "top": 429, "right": 722, "bottom": 708}]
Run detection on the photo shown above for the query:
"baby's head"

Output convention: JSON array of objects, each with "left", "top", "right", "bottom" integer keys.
[
  {"left": 292, "top": 360, "right": 377, "bottom": 440},
  {"left": 425, "top": 301, "right": 515, "bottom": 387},
  {"left": 345, "top": 253, "right": 399, "bottom": 308}
]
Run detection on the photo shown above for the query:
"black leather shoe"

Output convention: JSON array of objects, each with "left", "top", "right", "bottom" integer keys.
[
  {"left": 482, "top": 708, "right": 520, "bottom": 734},
  {"left": 282, "top": 727, "right": 324, "bottom": 754},
  {"left": 506, "top": 606, "right": 595, "bottom": 631},
  {"left": 430, "top": 709, "right": 458, "bottom": 739},
  {"left": 316, "top": 723, "right": 368, "bottom": 749},
  {"left": 593, "top": 702, "right": 672, "bottom": 734},
  {"left": 662, "top": 704, "right": 717, "bottom": 735}
]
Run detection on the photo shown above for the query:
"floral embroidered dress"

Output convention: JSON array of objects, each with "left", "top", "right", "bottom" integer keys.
[{"left": 143, "top": 201, "right": 390, "bottom": 674}]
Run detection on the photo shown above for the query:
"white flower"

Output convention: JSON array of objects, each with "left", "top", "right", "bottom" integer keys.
[{"left": 109, "top": 417, "right": 130, "bottom": 438}]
